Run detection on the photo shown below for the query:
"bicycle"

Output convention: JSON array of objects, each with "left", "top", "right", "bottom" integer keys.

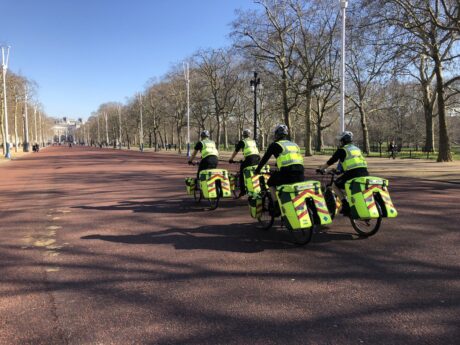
[
  {"left": 229, "top": 161, "right": 270, "bottom": 199},
  {"left": 252, "top": 170, "right": 331, "bottom": 245},
  {"left": 185, "top": 162, "right": 232, "bottom": 210},
  {"left": 316, "top": 169, "right": 397, "bottom": 237}
]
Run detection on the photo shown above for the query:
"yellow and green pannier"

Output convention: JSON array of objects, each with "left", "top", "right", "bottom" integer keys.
[
  {"left": 276, "top": 181, "right": 332, "bottom": 230},
  {"left": 345, "top": 176, "right": 398, "bottom": 220},
  {"left": 199, "top": 169, "right": 232, "bottom": 199},
  {"left": 185, "top": 177, "right": 196, "bottom": 195},
  {"left": 243, "top": 165, "right": 270, "bottom": 194},
  {"left": 247, "top": 194, "right": 263, "bottom": 218}
]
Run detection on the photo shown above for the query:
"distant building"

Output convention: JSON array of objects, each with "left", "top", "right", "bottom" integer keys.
[{"left": 52, "top": 118, "right": 83, "bottom": 143}]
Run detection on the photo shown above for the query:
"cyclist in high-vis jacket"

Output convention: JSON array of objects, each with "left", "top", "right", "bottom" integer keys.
[
  {"left": 254, "top": 124, "right": 304, "bottom": 215},
  {"left": 188, "top": 130, "right": 219, "bottom": 178},
  {"left": 319, "top": 131, "right": 369, "bottom": 214},
  {"left": 229, "top": 129, "right": 260, "bottom": 196}
]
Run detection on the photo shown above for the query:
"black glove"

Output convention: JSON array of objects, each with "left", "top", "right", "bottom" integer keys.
[
  {"left": 229, "top": 159, "right": 234, "bottom": 164},
  {"left": 254, "top": 168, "right": 261, "bottom": 175},
  {"left": 188, "top": 160, "right": 193, "bottom": 165},
  {"left": 316, "top": 168, "right": 325, "bottom": 174}
]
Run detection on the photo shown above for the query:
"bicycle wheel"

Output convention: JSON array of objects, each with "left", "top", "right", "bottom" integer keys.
[
  {"left": 257, "top": 193, "right": 275, "bottom": 230},
  {"left": 193, "top": 186, "right": 202, "bottom": 203},
  {"left": 208, "top": 183, "right": 221, "bottom": 210},
  {"left": 286, "top": 209, "right": 315, "bottom": 245},
  {"left": 232, "top": 175, "right": 241, "bottom": 199},
  {"left": 324, "top": 188, "right": 337, "bottom": 220},
  {"left": 350, "top": 202, "right": 382, "bottom": 237}
]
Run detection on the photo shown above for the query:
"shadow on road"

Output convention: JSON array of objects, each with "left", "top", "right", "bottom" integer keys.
[{"left": 81, "top": 223, "right": 359, "bottom": 253}]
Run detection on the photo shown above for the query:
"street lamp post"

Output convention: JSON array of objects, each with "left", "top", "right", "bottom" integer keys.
[
  {"left": 250, "top": 72, "right": 260, "bottom": 143},
  {"left": 23, "top": 84, "right": 30, "bottom": 152},
  {"left": 183, "top": 62, "right": 190, "bottom": 157},
  {"left": 340, "top": 0, "right": 348, "bottom": 134},
  {"left": 139, "top": 93, "right": 144, "bottom": 152},
  {"left": 1, "top": 46, "right": 11, "bottom": 158}
]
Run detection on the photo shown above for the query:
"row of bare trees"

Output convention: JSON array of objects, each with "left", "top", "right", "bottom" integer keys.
[
  {"left": 80, "top": 0, "right": 460, "bottom": 162},
  {"left": 0, "top": 70, "right": 55, "bottom": 154}
]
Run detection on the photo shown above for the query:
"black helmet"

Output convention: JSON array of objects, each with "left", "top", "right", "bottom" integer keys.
[
  {"left": 274, "top": 124, "right": 288, "bottom": 139},
  {"left": 337, "top": 131, "right": 353, "bottom": 144},
  {"left": 200, "top": 130, "right": 210, "bottom": 138},
  {"left": 242, "top": 129, "right": 251, "bottom": 138}
]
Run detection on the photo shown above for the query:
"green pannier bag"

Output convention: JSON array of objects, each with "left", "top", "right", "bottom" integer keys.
[
  {"left": 185, "top": 177, "right": 196, "bottom": 195},
  {"left": 345, "top": 176, "right": 398, "bottom": 220},
  {"left": 242, "top": 165, "right": 270, "bottom": 194},
  {"left": 247, "top": 194, "right": 263, "bottom": 219},
  {"left": 276, "top": 181, "right": 332, "bottom": 230},
  {"left": 199, "top": 169, "right": 232, "bottom": 199}
]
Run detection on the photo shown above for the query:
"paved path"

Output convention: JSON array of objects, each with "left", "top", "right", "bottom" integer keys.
[{"left": 0, "top": 146, "right": 459, "bottom": 345}]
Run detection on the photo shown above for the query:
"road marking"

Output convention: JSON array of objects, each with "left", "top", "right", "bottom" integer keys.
[
  {"left": 46, "top": 225, "right": 62, "bottom": 230},
  {"left": 34, "top": 239, "right": 56, "bottom": 247}
]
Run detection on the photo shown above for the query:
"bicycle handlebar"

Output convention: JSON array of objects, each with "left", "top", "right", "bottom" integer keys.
[{"left": 316, "top": 168, "right": 339, "bottom": 176}]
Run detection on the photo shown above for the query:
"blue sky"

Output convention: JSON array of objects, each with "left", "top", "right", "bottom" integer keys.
[{"left": 1, "top": 0, "right": 257, "bottom": 119}]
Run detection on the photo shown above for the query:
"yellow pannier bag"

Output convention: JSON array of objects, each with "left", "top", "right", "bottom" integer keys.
[
  {"left": 199, "top": 169, "right": 232, "bottom": 199},
  {"left": 243, "top": 165, "right": 270, "bottom": 194},
  {"left": 247, "top": 194, "right": 263, "bottom": 219},
  {"left": 276, "top": 181, "right": 332, "bottom": 231},
  {"left": 345, "top": 176, "right": 398, "bottom": 220},
  {"left": 229, "top": 174, "right": 237, "bottom": 192},
  {"left": 185, "top": 177, "right": 196, "bottom": 195}
]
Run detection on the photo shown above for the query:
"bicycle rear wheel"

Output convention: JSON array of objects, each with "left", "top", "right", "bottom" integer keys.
[
  {"left": 232, "top": 175, "right": 241, "bottom": 199},
  {"left": 350, "top": 203, "right": 382, "bottom": 237},
  {"left": 208, "top": 183, "right": 221, "bottom": 210},
  {"left": 286, "top": 209, "right": 315, "bottom": 245},
  {"left": 257, "top": 193, "right": 275, "bottom": 230},
  {"left": 193, "top": 186, "right": 202, "bottom": 203}
]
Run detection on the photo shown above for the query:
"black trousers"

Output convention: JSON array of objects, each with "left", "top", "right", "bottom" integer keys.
[{"left": 197, "top": 155, "right": 218, "bottom": 179}]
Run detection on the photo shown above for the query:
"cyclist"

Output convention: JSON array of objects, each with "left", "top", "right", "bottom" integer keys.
[
  {"left": 228, "top": 129, "right": 260, "bottom": 196},
  {"left": 254, "top": 124, "right": 304, "bottom": 215},
  {"left": 319, "top": 131, "right": 369, "bottom": 215},
  {"left": 188, "top": 130, "right": 219, "bottom": 179}
]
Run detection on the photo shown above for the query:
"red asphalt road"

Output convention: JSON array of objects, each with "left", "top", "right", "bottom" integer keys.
[{"left": 0, "top": 146, "right": 459, "bottom": 345}]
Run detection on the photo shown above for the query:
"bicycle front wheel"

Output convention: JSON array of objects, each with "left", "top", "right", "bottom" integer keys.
[
  {"left": 232, "top": 177, "right": 241, "bottom": 199},
  {"left": 350, "top": 203, "right": 382, "bottom": 237},
  {"left": 193, "top": 186, "right": 202, "bottom": 203},
  {"left": 257, "top": 193, "right": 275, "bottom": 230}
]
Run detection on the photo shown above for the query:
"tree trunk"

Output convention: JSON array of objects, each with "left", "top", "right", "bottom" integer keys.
[
  {"left": 14, "top": 98, "right": 19, "bottom": 152},
  {"left": 423, "top": 105, "right": 435, "bottom": 152},
  {"left": 281, "top": 70, "right": 291, "bottom": 138},
  {"left": 215, "top": 112, "right": 221, "bottom": 148},
  {"left": 223, "top": 119, "right": 228, "bottom": 150},
  {"left": 0, "top": 96, "right": 5, "bottom": 154},
  {"left": 316, "top": 123, "right": 323, "bottom": 152},
  {"left": 359, "top": 105, "right": 370, "bottom": 154},
  {"left": 176, "top": 125, "right": 182, "bottom": 154},
  {"left": 304, "top": 91, "right": 313, "bottom": 156},
  {"left": 434, "top": 54, "right": 452, "bottom": 162}
]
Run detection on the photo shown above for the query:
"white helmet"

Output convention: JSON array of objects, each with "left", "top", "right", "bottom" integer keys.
[{"left": 337, "top": 131, "right": 353, "bottom": 144}]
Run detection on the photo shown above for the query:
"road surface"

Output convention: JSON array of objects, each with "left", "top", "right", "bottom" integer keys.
[{"left": 0, "top": 146, "right": 459, "bottom": 344}]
